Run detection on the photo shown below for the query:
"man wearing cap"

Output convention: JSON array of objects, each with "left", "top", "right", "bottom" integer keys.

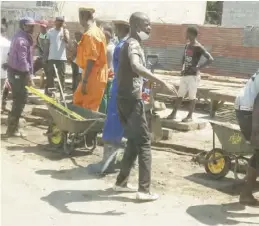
[
  {"left": 73, "top": 7, "right": 108, "bottom": 112},
  {"left": 101, "top": 20, "right": 130, "bottom": 173},
  {"left": 44, "top": 16, "right": 69, "bottom": 95},
  {"left": 4, "top": 17, "right": 35, "bottom": 137}
]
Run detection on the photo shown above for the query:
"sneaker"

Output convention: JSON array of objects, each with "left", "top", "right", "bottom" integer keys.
[
  {"left": 136, "top": 192, "right": 159, "bottom": 202},
  {"left": 113, "top": 184, "right": 137, "bottom": 193}
]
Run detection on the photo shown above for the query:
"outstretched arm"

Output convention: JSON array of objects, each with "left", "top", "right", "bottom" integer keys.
[
  {"left": 198, "top": 47, "right": 214, "bottom": 70},
  {"left": 128, "top": 42, "right": 177, "bottom": 95}
]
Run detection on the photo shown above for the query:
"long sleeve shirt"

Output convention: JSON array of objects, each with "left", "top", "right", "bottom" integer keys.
[{"left": 8, "top": 30, "right": 33, "bottom": 75}]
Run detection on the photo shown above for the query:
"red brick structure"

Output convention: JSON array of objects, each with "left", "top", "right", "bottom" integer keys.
[{"left": 33, "top": 22, "right": 259, "bottom": 79}]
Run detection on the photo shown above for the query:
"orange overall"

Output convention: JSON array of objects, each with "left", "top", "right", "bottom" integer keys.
[{"left": 73, "top": 24, "right": 108, "bottom": 111}]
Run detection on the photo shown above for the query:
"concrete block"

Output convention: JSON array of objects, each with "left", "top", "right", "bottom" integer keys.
[
  {"left": 23, "top": 115, "right": 49, "bottom": 126},
  {"left": 161, "top": 118, "right": 208, "bottom": 131},
  {"left": 31, "top": 106, "right": 50, "bottom": 118},
  {"left": 27, "top": 95, "right": 45, "bottom": 105},
  {"left": 162, "top": 128, "right": 174, "bottom": 140}
]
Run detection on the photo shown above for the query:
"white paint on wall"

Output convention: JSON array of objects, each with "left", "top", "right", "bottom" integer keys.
[
  {"left": 1, "top": 1, "right": 207, "bottom": 24},
  {"left": 61, "top": 1, "right": 207, "bottom": 24},
  {"left": 222, "top": 1, "right": 259, "bottom": 27}
]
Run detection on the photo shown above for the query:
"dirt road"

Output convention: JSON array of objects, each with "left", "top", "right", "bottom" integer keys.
[{"left": 1, "top": 125, "right": 259, "bottom": 226}]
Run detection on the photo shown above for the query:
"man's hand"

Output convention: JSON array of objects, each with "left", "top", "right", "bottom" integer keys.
[
  {"left": 162, "top": 81, "right": 178, "bottom": 96},
  {"left": 43, "top": 58, "right": 48, "bottom": 65},
  {"left": 1, "top": 63, "right": 8, "bottom": 70},
  {"left": 28, "top": 75, "right": 35, "bottom": 87},
  {"left": 81, "top": 81, "right": 87, "bottom": 95},
  {"left": 191, "top": 66, "right": 200, "bottom": 74}
]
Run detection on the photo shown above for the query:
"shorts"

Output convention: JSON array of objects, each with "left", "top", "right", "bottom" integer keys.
[{"left": 178, "top": 74, "right": 200, "bottom": 100}]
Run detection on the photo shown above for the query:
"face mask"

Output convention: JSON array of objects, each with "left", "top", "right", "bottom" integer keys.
[{"left": 137, "top": 31, "right": 150, "bottom": 41}]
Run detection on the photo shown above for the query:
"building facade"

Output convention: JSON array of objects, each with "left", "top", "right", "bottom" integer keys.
[
  {"left": 1, "top": 1, "right": 207, "bottom": 24},
  {"left": 222, "top": 1, "right": 259, "bottom": 27}
]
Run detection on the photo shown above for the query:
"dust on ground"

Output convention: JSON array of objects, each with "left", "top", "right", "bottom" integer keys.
[{"left": 1, "top": 123, "right": 259, "bottom": 226}]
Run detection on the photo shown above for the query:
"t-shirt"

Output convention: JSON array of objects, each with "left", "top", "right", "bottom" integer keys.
[
  {"left": 47, "top": 28, "right": 69, "bottom": 61},
  {"left": 106, "top": 41, "right": 115, "bottom": 71},
  {"left": 183, "top": 42, "right": 206, "bottom": 76},
  {"left": 0, "top": 35, "right": 11, "bottom": 79},
  {"left": 235, "top": 70, "right": 259, "bottom": 111},
  {"left": 36, "top": 32, "right": 48, "bottom": 56},
  {"left": 117, "top": 38, "right": 146, "bottom": 100}
]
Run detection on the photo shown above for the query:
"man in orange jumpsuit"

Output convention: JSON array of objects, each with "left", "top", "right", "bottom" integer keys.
[{"left": 73, "top": 7, "right": 108, "bottom": 111}]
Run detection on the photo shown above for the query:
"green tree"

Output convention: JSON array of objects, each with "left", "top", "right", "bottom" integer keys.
[{"left": 205, "top": 1, "right": 223, "bottom": 25}]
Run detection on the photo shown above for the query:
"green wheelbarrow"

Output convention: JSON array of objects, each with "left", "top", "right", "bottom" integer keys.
[{"left": 193, "top": 121, "right": 255, "bottom": 180}]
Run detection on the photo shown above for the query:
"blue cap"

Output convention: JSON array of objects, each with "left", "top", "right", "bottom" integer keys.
[
  {"left": 56, "top": 16, "right": 65, "bottom": 22},
  {"left": 20, "top": 17, "right": 36, "bottom": 25}
]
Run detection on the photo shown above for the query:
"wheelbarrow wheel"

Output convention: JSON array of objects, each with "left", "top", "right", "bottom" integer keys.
[
  {"left": 47, "top": 123, "right": 64, "bottom": 148},
  {"left": 205, "top": 148, "right": 231, "bottom": 180}
]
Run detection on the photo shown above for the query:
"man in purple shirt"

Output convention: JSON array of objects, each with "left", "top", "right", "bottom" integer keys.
[{"left": 4, "top": 17, "right": 35, "bottom": 137}]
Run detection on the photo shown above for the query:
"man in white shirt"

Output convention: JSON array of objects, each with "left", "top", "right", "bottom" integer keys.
[
  {"left": 1, "top": 27, "right": 11, "bottom": 111},
  {"left": 235, "top": 70, "right": 259, "bottom": 206},
  {"left": 44, "top": 16, "right": 69, "bottom": 95}
]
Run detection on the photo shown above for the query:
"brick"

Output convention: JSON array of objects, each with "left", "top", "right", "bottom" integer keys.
[
  {"left": 162, "top": 128, "right": 174, "bottom": 140},
  {"left": 31, "top": 106, "right": 50, "bottom": 118},
  {"left": 161, "top": 119, "right": 208, "bottom": 131}
]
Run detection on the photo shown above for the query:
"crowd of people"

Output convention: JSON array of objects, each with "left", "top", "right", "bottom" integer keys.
[{"left": 0, "top": 7, "right": 258, "bottom": 204}]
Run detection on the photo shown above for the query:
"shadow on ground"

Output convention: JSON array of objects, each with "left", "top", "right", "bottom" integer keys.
[
  {"left": 4, "top": 143, "right": 93, "bottom": 161},
  {"left": 185, "top": 173, "right": 259, "bottom": 196},
  {"left": 186, "top": 202, "right": 259, "bottom": 225},
  {"left": 41, "top": 188, "right": 140, "bottom": 215},
  {"left": 35, "top": 159, "right": 105, "bottom": 181}
]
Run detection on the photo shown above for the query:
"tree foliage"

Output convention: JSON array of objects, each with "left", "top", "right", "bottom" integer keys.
[{"left": 205, "top": 1, "right": 223, "bottom": 25}]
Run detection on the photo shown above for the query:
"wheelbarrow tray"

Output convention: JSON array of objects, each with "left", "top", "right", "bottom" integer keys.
[
  {"left": 48, "top": 103, "right": 106, "bottom": 133},
  {"left": 210, "top": 121, "right": 254, "bottom": 155}
]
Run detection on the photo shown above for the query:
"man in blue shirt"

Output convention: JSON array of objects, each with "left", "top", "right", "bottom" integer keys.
[{"left": 101, "top": 20, "right": 130, "bottom": 173}]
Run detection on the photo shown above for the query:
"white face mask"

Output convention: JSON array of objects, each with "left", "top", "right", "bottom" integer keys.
[{"left": 137, "top": 31, "right": 150, "bottom": 41}]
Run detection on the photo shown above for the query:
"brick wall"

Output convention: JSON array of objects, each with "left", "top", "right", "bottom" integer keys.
[
  {"left": 143, "top": 23, "right": 259, "bottom": 78},
  {"left": 33, "top": 22, "right": 259, "bottom": 79}
]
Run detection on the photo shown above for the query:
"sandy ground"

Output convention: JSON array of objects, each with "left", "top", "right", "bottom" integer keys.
[{"left": 1, "top": 124, "right": 259, "bottom": 226}]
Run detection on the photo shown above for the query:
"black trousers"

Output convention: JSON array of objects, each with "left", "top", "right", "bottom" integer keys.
[
  {"left": 46, "top": 60, "right": 65, "bottom": 93},
  {"left": 7, "top": 69, "right": 28, "bottom": 132},
  {"left": 33, "top": 57, "right": 48, "bottom": 75},
  {"left": 71, "top": 62, "right": 80, "bottom": 92},
  {"left": 236, "top": 109, "right": 259, "bottom": 169},
  {"left": 116, "top": 98, "right": 151, "bottom": 193}
]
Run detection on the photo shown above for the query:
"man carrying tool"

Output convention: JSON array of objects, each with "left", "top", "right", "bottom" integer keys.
[
  {"left": 235, "top": 70, "right": 259, "bottom": 206},
  {"left": 113, "top": 12, "right": 177, "bottom": 201},
  {"left": 167, "top": 26, "right": 213, "bottom": 122},
  {"left": 44, "top": 16, "right": 69, "bottom": 95},
  {"left": 73, "top": 7, "right": 108, "bottom": 112},
  {"left": 3, "top": 17, "right": 36, "bottom": 138},
  {"left": 101, "top": 20, "right": 130, "bottom": 173}
]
